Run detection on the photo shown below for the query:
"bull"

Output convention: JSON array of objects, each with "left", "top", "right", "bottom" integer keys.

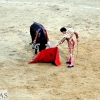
[{"left": 30, "top": 22, "right": 50, "bottom": 54}]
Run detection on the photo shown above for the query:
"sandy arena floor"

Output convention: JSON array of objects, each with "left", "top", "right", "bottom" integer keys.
[{"left": 0, "top": 0, "right": 100, "bottom": 100}]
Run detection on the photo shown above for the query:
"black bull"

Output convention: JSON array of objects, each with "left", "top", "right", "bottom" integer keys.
[{"left": 30, "top": 22, "right": 47, "bottom": 54}]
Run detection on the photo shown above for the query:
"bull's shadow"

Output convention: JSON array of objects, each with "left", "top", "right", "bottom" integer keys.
[{"left": 17, "top": 30, "right": 34, "bottom": 54}]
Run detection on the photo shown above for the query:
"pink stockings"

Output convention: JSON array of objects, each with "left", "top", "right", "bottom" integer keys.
[
  {"left": 68, "top": 56, "right": 74, "bottom": 66},
  {"left": 67, "top": 39, "right": 75, "bottom": 67}
]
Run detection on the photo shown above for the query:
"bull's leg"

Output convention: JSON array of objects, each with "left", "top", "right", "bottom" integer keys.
[
  {"left": 30, "top": 26, "right": 33, "bottom": 45},
  {"left": 39, "top": 45, "right": 46, "bottom": 52},
  {"left": 30, "top": 27, "right": 36, "bottom": 45},
  {"left": 35, "top": 49, "right": 37, "bottom": 54}
]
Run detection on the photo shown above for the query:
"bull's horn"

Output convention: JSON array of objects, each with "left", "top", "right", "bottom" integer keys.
[
  {"left": 34, "top": 43, "right": 40, "bottom": 49},
  {"left": 45, "top": 44, "right": 51, "bottom": 48}
]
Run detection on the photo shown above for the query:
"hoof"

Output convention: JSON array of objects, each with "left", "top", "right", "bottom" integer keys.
[{"left": 29, "top": 42, "right": 33, "bottom": 45}]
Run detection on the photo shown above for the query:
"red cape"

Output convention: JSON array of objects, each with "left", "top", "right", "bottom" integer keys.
[{"left": 28, "top": 47, "right": 61, "bottom": 66}]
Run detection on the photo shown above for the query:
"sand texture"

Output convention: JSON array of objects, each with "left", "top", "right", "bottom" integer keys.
[{"left": 0, "top": 0, "right": 100, "bottom": 100}]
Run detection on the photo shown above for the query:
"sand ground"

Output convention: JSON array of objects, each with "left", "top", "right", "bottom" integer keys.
[{"left": 0, "top": 0, "right": 100, "bottom": 100}]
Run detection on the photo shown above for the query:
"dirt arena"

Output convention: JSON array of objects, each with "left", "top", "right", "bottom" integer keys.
[{"left": 0, "top": 0, "right": 100, "bottom": 100}]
